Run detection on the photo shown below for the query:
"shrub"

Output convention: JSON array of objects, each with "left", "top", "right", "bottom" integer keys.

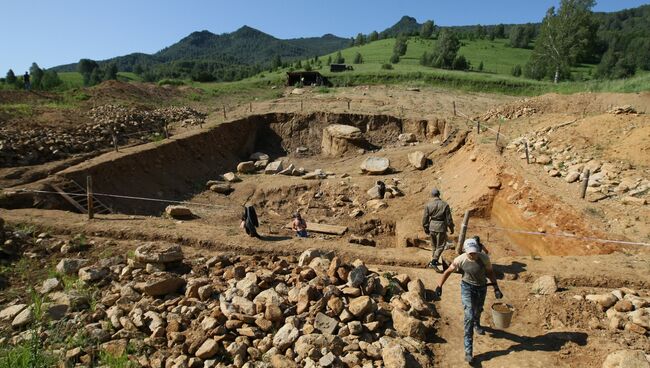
[
  {"left": 381, "top": 63, "right": 393, "bottom": 70},
  {"left": 511, "top": 64, "right": 522, "bottom": 77}
]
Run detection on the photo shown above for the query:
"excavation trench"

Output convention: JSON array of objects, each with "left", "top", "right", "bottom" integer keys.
[{"left": 2, "top": 112, "right": 445, "bottom": 215}]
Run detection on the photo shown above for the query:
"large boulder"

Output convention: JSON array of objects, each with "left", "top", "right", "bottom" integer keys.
[
  {"left": 135, "top": 243, "right": 183, "bottom": 264},
  {"left": 382, "top": 344, "right": 408, "bottom": 368},
  {"left": 273, "top": 323, "right": 300, "bottom": 352},
  {"left": 222, "top": 172, "right": 241, "bottom": 183},
  {"left": 165, "top": 205, "right": 193, "bottom": 219},
  {"left": 392, "top": 308, "right": 425, "bottom": 339},
  {"left": 408, "top": 151, "right": 426, "bottom": 170},
  {"left": 56, "top": 258, "right": 88, "bottom": 275},
  {"left": 361, "top": 157, "right": 390, "bottom": 175},
  {"left": 265, "top": 160, "right": 284, "bottom": 174},
  {"left": 321, "top": 125, "right": 366, "bottom": 157}
]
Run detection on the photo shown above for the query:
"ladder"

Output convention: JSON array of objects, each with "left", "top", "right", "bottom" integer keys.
[{"left": 51, "top": 180, "right": 113, "bottom": 215}]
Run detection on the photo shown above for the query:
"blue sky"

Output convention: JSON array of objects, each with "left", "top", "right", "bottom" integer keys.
[{"left": 1, "top": 0, "right": 648, "bottom": 73}]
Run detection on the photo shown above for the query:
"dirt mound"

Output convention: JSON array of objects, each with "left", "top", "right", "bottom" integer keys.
[{"left": 88, "top": 80, "right": 184, "bottom": 103}]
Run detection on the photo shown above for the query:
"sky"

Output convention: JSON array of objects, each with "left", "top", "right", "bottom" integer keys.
[{"left": 1, "top": 0, "right": 648, "bottom": 73}]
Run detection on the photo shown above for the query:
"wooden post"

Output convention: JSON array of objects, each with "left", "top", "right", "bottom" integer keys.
[
  {"left": 453, "top": 101, "right": 456, "bottom": 116},
  {"left": 347, "top": 100, "right": 350, "bottom": 110},
  {"left": 164, "top": 124, "right": 169, "bottom": 139},
  {"left": 495, "top": 120, "right": 502, "bottom": 146},
  {"left": 580, "top": 169, "right": 591, "bottom": 199},
  {"left": 112, "top": 131, "right": 118, "bottom": 152},
  {"left": 223, "top": 106, "right": 227, "bottom": 119},
  {"left": 249, "top": 102, "right": 252, "bottom": 112},
  {"left": 476, "top": 120, "right": 480, "bottom": 134},
  {"left": 86, "top": 176, "right": 94, "bottom": 220},
  {"left": 300, "top": 100, "right": 303, "bottom": 112},
  {"left": 525, "top": 141, "right": 530, "bottom": 164},
  {"left": 456, "top": 210, "right": 470, "bottom": 254}
]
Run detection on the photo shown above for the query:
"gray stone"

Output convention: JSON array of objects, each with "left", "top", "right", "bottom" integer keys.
[
  {"left": 210, "top": 183, "right": 232, "bottom": 194},
  {"left": 0, "top": 304, "right": 27, "bottom": 321},
  {"left": 314, "top": 312, "right": 338, "bottom": 335},
  {"left": 41, "top": 278, "right": 62, "bottom": 294},
  {"left": 222, "top": 172, "right": 241, "bottom": 183},
  {"left": 265, "top": 160, "right": 284, "bottom": 174},
  {"left": 347, "top": 265, "right": 368, "bottom": 288},
  {"left": 11, "top": 307, "right": 33, "bottom": 328},
  {"left": 134, "top": 243, "right": 183, "bottom": 264},
  {"left": 565, "top": 171, "right": 580, "bottom": 183},
  {"left": 78, "top": 266, "right": 109, "bottom": 282},
  {"left": 586, "top": 294, "right": 619, "bottom": 308},
  {"left": 398, "top": 133, "right": 417, "bottom": 143},
  {"left": 236, "top": 273, "right": 260, "bottom": 299},
  {"left": 273, "top": 323, "right": 300, "bottom": 352},
  {"left": 361, "top": 157, "right": 390, "bottom": 175},
  {"left": 250, "top": 152, "right": 270, "bottom": 161},
  {"left": 319, "top": 352, "right": 337, "bottom": 367},
  {"left": 298, "top": 249, "right": 334, "bottom": 267},
  {"left": 56, "top": 258, "right": 88, "bottom": 275}
]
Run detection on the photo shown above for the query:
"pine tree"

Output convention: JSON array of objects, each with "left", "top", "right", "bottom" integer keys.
[
  {"left": 353, "top": 52, "right": 363, "bottom": 64},
  {"left": 30, "top": 63, "right": 44, "bottom": 89},
  {"left": 420, "top": 20, "right": 435, "bottom": 39},
  {"left": 6, "top": 69, "right": 16, "bottom": 85},
  {"left": 369, "top": 31, "right": 379, "bottom": 42}
]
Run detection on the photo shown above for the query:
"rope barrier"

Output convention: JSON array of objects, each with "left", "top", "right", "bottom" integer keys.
[
  {"left": 9, "top": 188, "right": 230, "bottom": 209},
  {"left": 468, "top": 223, "right": 650, "bottom": 247}
]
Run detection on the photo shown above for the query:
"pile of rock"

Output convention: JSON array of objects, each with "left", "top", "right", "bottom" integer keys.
[
  {"left": 607, "top": 105, "right": 638, "bottom": 115},
  {"left": 582, "top": 288, "right": 650, "bottom": 336},
  {"left": 0, "top": 245, "right": 437, "bottom": 367},
  {"left": 477, "top": 99, "right": 537, "bottom": 122},
  {"left": 507, "top": 132, "right": 649, "bottom": 205},
  {"left": 0, "top": 104, "right": 206, "bottom": 167},
  {"left": 236, "top": 152, "right": 326, "bottom": 180}
]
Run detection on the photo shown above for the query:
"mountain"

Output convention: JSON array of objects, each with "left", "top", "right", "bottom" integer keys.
[
  {"left": 52, "top": 26, "right": 349, "bottom": 73},
  {"left": 380, "top": 16, "right": 422, "bottom": 38}
]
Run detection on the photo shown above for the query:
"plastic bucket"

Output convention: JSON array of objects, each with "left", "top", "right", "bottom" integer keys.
[{"left": 491, "top": 303, "right": 515, "bottom": 329}]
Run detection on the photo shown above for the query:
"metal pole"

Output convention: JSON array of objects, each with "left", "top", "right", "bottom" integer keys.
[
  {"left": 456, "top": 210, "right": 470, "bottom": 254},
  {"left": 525, "top": 141, "right": 530, "bottom": 164},
  {"left": 580, "top": 169, "right": 591, "bottom": 199},
  {"left": 87, "top": 176, "right": 94, "bottom": 220}
]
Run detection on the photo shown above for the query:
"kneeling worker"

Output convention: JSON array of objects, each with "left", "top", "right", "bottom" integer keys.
[{"left": 435, "top": 238, "right": 503, "bottom": 364}]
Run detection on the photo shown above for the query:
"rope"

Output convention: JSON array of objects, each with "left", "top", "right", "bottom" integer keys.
[
  {"left": 9, "top": 188, "right": 230, "bottom": 209},
  {"left": 468, "top": 224, "right": 650, "bottom": 247}
]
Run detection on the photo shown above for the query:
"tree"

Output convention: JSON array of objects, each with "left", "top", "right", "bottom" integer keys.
[
  {"left": 452, "top": 55, "right": 470, "bottom": 71},
  {"left": 526, "top": 0, "right": 597, "bottom": 83},
  {"left": 475, "top": 24, "right": 486, "bottom": 39},
  {"left": 430, "top": 29, "right": 460, "bottom": 69},
  {"left": 134, "top": 64, "right": 144, "bottom": 75},
  {"left": 390, "top": 53, "right": 400, "bottom": 64},
  {"left": 353, "top": 52, "right": 363, "bottom": 64},
  {"left": 30, "top": 63, "right": 44, "bottom": 89},
  {"left": 6, "top": 69, "right": 16, "bottom": 85},
  {"left": 78, "top": 59, "right": 99, "bottom": 86},
  {"left": 355, "top": 33, "right": 366, "bottom": 46},
  {"left": 369, "top": 31, "right": 379, "bottom": 42},
  {"left": 90, "top": 67, "right": 104, "bottom": 85},
  {"left": 478, "top": 61, "right": 484, "bottom": 72},
  {"left": 420, "top": 20, "right": 435, "bottom": 39},
  {"left": 41, "top": 70, "right": 62, "bottom": 90},
  {"left": 326, "top": 55, "right": 332, "bottom": 66},
  {"left": 509, "top": 25, "right": 531, "bottom": 48},
  {"left": 512, "top": 64, "right": 523, "bottom": 77},
  {"left": 270, "top": 55, "right": 283, "bottom": 70},
  {"left": 494, "top": 24, "right": 506, "bottom": 39},
  {"left": 394, "top": 35, "right": 408, "bottom": 56},
  {"left": 105, "top": 63, "right": 118, "bottom": 80},
  {"left": 334, "top": 51, "right": 345, "bottom": 64}
]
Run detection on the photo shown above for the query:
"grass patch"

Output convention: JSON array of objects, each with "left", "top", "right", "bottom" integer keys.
[{"left": 0, "top": 104, "right": 33, "bottom": 118}]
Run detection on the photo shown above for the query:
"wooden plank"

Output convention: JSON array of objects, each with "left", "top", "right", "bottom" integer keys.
[
  {"left": 284, "top": 221, "right": 347, "bottom": 235},
  {"left": 51, "top": 184, "right": 87, "bottom": 214}
]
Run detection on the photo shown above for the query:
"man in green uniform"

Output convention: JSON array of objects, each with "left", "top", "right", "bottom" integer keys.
[{"left": 422, "top": 188, "right": 454, "bottom": 272}]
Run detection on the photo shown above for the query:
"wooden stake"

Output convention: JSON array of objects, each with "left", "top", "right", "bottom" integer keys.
[
  {"left": 495, "top": 120, "right": 502, "bottom": 146},
  {"left": 301, "top": 100, "right": 303, "bottom": 111},
  {"left": 223, "top": 106, "right": 227, "bottom": 119},
  {"left": 249, "top": 102, "right": 252, "bottom": 112},
  {"left": 347, "top": 100, "right": 350, "bottom": 110},
  {"left": 453, "top": 101, "right": 456, "bottom": 116},
  {"left": 525, "top": 141, "right": 530, "bottom": 164},
  {"left": 476, "top": 120, "right": 480, "bottom": 134},
  {"left": 87, "top": 176, "right": 94, "bottom": 220},
  {"left": 456, "top": 210, "right": 470, "bottom": 254},
  {"left": 580, "top": 169, "right": 591, "bottom": 199},
  {"left": 164, "top": 124, "right": 169, "bottom": 139},
  {"left": 112, "top": 131, "right": 118, "bottom": 152}
]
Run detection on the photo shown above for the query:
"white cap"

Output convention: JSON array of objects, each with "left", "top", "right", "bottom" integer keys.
[{"left": 463, "top": 238, "right": 480, "bottom": 254}]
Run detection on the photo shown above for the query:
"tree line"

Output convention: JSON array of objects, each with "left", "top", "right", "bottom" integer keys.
[{"left": 1, "top": 63, "right": 63, "bottom": 91}]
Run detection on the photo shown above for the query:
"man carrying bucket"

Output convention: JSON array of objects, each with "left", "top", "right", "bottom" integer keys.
[{"left": 435, "top": 238, "right": 503, "bottom": 364}]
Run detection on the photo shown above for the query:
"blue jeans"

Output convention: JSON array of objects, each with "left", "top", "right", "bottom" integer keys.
[
  {"left": 296, "top": 230, "right": 308, "bottom": 238},
  {"left": 461, "top": 281, "right": 487, "bottom": 356}
]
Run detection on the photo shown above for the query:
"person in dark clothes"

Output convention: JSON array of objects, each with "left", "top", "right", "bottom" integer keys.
[
  {"left": 422, "top": 188, "right": 455, "bottom": 272},
  {"left": 241, "top": 205, "right": 260, "bottom": 238},
  {"left": 23, "top": 72, "right": 30, "bottom": 91}
]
